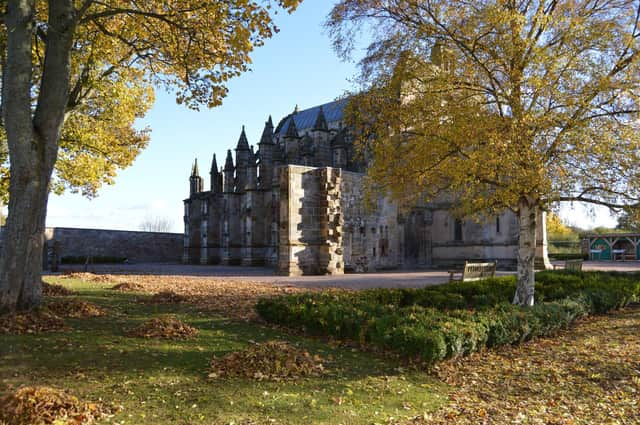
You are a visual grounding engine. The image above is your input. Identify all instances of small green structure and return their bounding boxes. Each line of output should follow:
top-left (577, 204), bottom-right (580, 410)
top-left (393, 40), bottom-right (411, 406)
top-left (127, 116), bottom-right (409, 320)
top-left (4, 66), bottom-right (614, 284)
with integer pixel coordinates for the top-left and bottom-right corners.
top-left (584, 233), bottom-right (640, 261)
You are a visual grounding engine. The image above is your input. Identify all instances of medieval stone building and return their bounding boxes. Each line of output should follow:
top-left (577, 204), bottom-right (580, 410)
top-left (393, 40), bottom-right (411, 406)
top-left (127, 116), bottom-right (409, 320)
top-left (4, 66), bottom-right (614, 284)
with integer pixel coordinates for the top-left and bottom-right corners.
top-left (182, 99), bottom-right (550, 275)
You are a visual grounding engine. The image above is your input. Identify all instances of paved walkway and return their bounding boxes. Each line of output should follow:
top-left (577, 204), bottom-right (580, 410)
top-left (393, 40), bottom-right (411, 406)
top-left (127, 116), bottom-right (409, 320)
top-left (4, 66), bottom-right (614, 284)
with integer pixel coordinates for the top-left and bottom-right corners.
top-left (53, 260), bottom-right (640, 290)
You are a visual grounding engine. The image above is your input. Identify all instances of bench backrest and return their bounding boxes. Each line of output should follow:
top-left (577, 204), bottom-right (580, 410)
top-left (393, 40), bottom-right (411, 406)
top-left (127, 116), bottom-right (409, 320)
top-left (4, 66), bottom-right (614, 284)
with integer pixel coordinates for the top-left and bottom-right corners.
top-left (565, 259), bottom-right (583, 271)
top-left (462, 261), bottom-right (497, 281)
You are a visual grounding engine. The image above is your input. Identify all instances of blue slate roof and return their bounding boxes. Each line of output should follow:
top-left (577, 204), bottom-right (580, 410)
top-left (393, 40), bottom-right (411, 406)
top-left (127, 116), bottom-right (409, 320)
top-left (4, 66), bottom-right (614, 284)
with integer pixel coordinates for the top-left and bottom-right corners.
top-left (276, 99), bottom-right (347, 136)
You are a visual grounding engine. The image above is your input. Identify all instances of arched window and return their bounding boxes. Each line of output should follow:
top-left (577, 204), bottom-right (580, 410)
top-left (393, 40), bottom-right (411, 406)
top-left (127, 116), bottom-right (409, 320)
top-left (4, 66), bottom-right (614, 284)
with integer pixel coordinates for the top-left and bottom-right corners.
top-left (454, 219), bottom-right (463, 241)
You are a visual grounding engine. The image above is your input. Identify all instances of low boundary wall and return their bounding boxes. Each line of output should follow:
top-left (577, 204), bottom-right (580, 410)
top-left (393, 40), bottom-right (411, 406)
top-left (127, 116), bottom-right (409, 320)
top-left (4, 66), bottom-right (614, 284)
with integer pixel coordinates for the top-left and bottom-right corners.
top-left (1, 227), bottom-right (183, 264)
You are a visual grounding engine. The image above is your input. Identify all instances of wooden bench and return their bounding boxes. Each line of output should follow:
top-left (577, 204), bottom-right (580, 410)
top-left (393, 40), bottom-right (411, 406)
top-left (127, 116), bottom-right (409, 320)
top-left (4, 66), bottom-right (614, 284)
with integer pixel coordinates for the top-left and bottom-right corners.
top-left (449, 261), bottom-right (497, 282)
top-left (614, 251), bottom-right (636, 261)
top-left (553, 259), bottom-right (583, 271)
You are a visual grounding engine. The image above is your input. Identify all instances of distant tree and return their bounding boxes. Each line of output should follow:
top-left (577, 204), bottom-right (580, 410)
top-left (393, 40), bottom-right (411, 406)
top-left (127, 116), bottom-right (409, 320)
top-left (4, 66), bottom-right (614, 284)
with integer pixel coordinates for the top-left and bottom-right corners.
top-left (616, 208), bottom-right (640, 232)
top-left (139, 216), bottom-right (174, 233)
top-left (328, 0), bottom-right (640, 306)
top-left (0, 0), bottom-right (303, 313)
top-left (590, 226), bottom-right (623, 234)
top-left (546, 213), bottom-right (577, 241)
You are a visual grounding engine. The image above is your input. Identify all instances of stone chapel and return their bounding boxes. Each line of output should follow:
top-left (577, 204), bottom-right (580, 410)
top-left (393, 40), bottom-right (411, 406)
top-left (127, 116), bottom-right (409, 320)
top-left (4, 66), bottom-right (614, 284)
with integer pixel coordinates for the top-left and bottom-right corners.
top-left (182, 99), bottom-right (550, 275)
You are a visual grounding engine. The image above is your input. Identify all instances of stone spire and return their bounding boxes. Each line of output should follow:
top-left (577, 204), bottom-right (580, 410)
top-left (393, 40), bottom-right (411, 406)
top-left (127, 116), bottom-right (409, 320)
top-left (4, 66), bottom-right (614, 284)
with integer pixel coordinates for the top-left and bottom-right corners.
top-left (189, 158), bottom-right (203, 195)
top-left (285, 117), bottom-right (299, 139)
top-left (313, 106), bottom-right (328, 131)
top-left (210, 154), bottom-right (218, 174)
top-left (210, 154), bottom-right (222, 193)
top-left (259, 116), bottom-right (274, 145)
top-left (224, 149), bottom-right (234, 171)
top-left (257, 116), bottom-right (275, 189)
top-left (223, 149), bottom-right (235, 192)
top-left (191, 158), bottom-right (200, 176)
top-left (235, 127), bottom-right (251, 192)
top-left (236, 125), bottom-right (250, 151)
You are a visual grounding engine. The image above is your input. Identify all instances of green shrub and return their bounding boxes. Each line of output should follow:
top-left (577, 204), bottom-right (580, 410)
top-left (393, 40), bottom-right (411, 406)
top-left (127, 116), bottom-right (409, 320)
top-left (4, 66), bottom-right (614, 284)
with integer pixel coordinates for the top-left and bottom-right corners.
top-left (391, 324), bottom-right (447, 363)
top-left (257, 271), bottom-right (640, 364)
top-left (400, 277), bottom-right (516, 310)
top-left (408, 291), bottom-right (467, 310)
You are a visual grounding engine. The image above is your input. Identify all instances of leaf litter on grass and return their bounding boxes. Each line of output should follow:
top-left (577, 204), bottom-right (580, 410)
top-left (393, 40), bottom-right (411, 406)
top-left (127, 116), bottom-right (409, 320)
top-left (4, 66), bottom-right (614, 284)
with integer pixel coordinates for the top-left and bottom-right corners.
top-left (208, 341), bottom-right (327, 381)
top-left (84, 274), bottom-right (313, 321)
top-left (46, 299), bottom-right (106, 318)
top-left (0, 386), bottom-right (113, 425)
top-left (110, 282), bottom-right (145, 292)
top-left (137, 291), bottom-right (188, 304)
top-left (126, 314), bottom-right (199, 339)
top-left (42, 282), bottom-right (78, 297)
top-left (50, 270), bottom-right (640, 423)
top-left (409, 306), bottom-right (640, 424)
top-left (0, 309), bottom-right (67, 334)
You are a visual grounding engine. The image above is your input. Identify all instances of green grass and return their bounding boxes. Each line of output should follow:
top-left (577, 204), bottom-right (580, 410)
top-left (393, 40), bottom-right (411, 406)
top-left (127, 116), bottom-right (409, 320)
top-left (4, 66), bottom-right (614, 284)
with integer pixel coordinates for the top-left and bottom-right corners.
top-left (0, 278), bottom-right (448, 424)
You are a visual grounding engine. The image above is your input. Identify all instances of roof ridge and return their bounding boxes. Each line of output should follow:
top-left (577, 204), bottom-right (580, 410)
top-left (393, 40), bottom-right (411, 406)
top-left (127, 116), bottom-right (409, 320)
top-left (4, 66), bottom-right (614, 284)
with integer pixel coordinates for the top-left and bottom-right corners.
top-left (274, 98), bottom-right (347, 136)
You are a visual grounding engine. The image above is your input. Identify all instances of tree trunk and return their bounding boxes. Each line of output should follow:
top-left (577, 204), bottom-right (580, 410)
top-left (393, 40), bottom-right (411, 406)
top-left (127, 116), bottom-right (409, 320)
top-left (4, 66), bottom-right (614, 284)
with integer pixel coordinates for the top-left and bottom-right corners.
top-left (0, 0), bottom-right (75, 313)
top-left (513, 196), bottom-right (537, 306)
top-left (0, 166), bottom-right (52, 311)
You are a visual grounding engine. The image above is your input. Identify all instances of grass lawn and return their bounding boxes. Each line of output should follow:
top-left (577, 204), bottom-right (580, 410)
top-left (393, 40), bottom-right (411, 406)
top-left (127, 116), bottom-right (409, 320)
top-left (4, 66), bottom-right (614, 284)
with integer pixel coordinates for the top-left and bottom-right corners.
top-left (422, 305), bottom-right (640, 424)
top-left (0, 277), bottom-right (447, 425)
top-left (2, 273), bottom-right (639, 424)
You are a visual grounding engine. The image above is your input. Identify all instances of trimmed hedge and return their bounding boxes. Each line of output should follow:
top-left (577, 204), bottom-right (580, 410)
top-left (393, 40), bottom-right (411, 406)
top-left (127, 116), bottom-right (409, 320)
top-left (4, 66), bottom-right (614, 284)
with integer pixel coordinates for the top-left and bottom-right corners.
top-left (257, 271), bottom-right (640, 364)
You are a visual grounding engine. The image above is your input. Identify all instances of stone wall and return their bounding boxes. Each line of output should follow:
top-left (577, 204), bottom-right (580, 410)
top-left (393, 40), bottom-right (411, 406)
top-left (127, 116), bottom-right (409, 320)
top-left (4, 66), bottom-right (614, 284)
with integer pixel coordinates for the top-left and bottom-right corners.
top-left (275, 165), bottom-right (524, 275)
top-left (278, 166), bottom-right (405, 275)
top-left (341, 171), bottom-right (402, 272)
top-left (429, 209), bottom-right (520, 268)
top-left (42, 227), bottom-right (183, 263)
top-left (278, 165), bottom-right (345, 275)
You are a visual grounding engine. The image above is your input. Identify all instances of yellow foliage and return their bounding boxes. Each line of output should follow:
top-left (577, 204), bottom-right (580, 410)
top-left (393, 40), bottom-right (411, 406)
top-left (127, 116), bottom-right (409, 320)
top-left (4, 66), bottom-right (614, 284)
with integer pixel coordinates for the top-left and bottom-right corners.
top-left (546, 213), bottom-right (574, 238)
top-left (0, 0), bottom-right (302, 200)
top-left (616, 207), bottom-right (640, 232)
top-left (329, 0), bottom-right (640, 217)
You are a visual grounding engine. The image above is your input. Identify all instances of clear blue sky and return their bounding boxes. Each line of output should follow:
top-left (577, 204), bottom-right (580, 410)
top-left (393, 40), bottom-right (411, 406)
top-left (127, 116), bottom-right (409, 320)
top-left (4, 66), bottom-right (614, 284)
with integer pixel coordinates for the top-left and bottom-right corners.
top-left (45, 0), bottom-right (617, 232)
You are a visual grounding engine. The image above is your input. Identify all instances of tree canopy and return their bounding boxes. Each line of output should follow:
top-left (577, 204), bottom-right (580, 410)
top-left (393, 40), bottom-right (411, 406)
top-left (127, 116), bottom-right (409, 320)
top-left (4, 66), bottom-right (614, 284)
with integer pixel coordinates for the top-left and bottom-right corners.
top-left (546, 212), bottom-right (576, 240)
top-left (616, 207), bottom-right (640, 232)
top-left (0, 0), bottom-right (302, 201)
top-left (0, 0), bottom-right (302, 312)
top-left (328, 0), bottom-right (640, 305)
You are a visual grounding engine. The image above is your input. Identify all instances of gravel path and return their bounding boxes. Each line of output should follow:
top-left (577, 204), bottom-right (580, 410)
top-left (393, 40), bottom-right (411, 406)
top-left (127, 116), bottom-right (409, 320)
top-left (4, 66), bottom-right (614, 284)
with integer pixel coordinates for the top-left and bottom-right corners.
top-left (51, 261), bottom-right (640, 290)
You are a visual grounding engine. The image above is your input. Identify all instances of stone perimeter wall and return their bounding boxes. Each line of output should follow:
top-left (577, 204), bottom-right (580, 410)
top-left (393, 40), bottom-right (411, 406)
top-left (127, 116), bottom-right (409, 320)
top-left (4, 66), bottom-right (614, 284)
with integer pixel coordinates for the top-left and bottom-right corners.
top-left (43, 227), bottom-right (183, 263)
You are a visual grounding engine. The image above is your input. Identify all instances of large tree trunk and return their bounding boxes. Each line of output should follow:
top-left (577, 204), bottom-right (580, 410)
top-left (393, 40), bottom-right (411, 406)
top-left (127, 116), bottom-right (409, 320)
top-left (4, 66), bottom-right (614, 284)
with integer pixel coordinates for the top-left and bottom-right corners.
top-left (513, 196), bottom-right (537, 306)
top-left (0, 163), bottom-right (52, 311)
top-left (0, 0), bottom-right (75, 313)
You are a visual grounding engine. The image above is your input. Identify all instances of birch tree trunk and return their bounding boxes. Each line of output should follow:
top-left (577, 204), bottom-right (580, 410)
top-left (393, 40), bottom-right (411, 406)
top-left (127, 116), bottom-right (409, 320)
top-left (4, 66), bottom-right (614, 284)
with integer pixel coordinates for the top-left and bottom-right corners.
top-left (0, 0), bottom-right (75, 313)
top-left (513, 196), bottom-right (537, 306)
